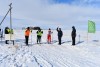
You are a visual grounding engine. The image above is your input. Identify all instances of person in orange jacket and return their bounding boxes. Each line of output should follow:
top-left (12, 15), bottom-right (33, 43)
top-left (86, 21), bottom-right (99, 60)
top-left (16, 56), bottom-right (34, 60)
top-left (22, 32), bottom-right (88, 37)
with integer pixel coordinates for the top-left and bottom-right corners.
top-left (25, 27), bottom-right (30, 46)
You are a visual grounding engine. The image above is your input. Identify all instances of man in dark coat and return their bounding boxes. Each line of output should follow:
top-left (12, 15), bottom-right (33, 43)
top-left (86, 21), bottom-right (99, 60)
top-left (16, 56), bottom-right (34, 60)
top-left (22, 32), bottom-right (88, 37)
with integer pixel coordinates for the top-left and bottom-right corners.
top-left (71, 26), bottom-right (76, 45)
top-left (57, 27), bottom-right (63, 45)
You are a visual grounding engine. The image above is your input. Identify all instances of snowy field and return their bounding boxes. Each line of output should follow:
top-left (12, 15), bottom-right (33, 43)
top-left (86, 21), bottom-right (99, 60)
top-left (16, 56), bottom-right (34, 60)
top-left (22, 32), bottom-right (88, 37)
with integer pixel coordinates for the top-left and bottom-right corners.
top-left (0, 30), bottom-right (100, 67)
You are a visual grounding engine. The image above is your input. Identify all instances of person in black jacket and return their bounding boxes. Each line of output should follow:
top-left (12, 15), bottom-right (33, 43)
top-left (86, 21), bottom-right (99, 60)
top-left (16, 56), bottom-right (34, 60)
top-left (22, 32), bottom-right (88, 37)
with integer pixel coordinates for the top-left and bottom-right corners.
top-left (71, 26), bottom-right (76, 45)
top-left (5, 27), bottom-right (10, 44)
top-left (56, 27), bottom-right (63, 45)
top-left (5, 27), bottom-right (10, 34)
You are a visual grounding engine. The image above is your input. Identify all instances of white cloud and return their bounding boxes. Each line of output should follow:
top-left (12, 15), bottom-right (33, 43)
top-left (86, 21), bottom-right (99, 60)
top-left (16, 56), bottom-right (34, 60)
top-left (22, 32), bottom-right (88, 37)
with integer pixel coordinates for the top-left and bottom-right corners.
top-left (0, 0), bottom-right (100, 30)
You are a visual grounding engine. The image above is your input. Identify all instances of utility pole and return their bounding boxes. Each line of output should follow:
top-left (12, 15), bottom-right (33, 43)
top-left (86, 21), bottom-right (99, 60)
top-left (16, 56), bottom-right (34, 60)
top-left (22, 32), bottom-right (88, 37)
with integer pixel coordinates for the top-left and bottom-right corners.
top-left (9, 3), bottom-right (12, 32)
top-left (9, 3), bottom-right (13, 44)
top-left (0, 3), bottom-right (14, 45)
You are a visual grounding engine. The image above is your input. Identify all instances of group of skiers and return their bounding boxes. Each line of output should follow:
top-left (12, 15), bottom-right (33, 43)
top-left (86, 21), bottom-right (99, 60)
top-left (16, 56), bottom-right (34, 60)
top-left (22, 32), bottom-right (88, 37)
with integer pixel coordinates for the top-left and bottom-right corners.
top-left (25, 26), bottom-right (76, 46)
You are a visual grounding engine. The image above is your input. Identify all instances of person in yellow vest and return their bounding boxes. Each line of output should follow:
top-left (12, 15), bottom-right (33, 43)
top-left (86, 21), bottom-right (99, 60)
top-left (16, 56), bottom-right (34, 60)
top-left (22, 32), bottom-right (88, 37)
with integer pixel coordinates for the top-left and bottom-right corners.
top-left (25, 27), bottom-right (30, 46)
top-left (36, 29), bottom-right (43, 44)
top-left (10, 29), bottom-right (14, 45)
top-left (10, 29), bottom-right (14, 34)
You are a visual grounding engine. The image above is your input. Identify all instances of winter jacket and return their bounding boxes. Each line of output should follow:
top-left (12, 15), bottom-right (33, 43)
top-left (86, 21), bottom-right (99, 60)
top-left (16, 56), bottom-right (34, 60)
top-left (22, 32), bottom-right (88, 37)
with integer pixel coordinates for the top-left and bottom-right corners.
top-left (57, 28), bottom-right (63, 37)
top-left (37, 30), bottom-right (43, 36)
top-left (9, 29), bottom-right (14, 34)
top-left (48, 30), bottom-right (53, 35)
top-left (5, 28), bottom-right (10, 34)
top-left (71, 27), bottom-right (76, 37)
top-left (25, 29), bottom-right (30, 36)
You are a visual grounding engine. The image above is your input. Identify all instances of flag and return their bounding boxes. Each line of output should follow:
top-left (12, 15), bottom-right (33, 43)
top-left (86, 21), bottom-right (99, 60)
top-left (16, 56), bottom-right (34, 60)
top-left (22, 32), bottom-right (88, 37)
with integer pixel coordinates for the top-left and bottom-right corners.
top-left (88, 20), bottom-right (96, 33)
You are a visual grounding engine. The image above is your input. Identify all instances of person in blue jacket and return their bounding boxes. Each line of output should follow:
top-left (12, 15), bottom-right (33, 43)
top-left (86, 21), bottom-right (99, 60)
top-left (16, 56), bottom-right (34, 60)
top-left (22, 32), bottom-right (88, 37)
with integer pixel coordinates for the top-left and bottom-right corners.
top-left (56, 27), bottom-right (63, 45)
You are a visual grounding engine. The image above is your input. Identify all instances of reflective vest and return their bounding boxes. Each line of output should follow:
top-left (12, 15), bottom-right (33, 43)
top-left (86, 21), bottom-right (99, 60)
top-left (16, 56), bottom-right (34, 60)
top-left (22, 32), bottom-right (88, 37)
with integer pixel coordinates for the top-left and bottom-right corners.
top-left (10, 29), bottom-right (13, 34)
top-left (7, 29), bottom-right (10, 33)
top-left (25, 30), bottom-right (30, 36)
top-left (37, 31), bottom-right (43, 36)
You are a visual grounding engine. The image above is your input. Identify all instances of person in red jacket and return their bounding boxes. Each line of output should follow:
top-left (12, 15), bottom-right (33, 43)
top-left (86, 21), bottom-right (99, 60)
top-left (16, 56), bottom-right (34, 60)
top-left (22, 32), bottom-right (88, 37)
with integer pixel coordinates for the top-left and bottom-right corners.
top-left (47, 28), bottom-right (53, 44)
top-left (25, 27), bottom-right (30, 46)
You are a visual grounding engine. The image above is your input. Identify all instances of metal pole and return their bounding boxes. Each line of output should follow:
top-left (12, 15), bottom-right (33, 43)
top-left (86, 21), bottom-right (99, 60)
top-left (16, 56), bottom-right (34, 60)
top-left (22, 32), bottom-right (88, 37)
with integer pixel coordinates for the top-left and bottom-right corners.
top-left (9, 3), bottom-right (13, 44)
top-left (79, 34), bottom-right (80, 43)
top-left (31, 30), bottom-right (32, 45)
top-left (87, 32), bottom-right (88, 43)
top-left (51, 31), bottom-right (53, 44)
top-left (9, 3), bottom-right (12, 30)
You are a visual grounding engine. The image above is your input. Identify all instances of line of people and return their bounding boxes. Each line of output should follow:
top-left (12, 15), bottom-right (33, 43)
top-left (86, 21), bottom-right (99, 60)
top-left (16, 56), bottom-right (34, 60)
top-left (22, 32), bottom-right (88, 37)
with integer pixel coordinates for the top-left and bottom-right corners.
top-left (25, 26), bottom-right (76, 46)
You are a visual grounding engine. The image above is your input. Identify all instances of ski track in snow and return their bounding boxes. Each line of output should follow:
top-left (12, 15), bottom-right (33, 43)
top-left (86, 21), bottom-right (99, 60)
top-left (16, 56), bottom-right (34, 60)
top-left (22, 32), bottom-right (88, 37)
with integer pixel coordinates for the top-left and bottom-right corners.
top-left (0, 42), bottom-right (100, 67)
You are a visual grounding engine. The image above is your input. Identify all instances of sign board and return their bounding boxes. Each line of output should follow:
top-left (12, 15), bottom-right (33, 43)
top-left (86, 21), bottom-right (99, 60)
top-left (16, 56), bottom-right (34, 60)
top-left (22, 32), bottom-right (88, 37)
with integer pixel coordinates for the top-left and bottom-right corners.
top-left (5, 34), bottom-right (15, 40)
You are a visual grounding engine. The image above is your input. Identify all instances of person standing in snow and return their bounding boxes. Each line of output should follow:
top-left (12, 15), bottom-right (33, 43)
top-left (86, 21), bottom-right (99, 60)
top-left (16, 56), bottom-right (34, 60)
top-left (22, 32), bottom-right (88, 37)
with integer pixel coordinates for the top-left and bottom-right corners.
top-left (10, 29), bottom-right (14, 45)
top-left (25, 27), bottom-right (30, 46)
top-left (56, 27), bottom-right (63, 45)
top-left (71, 26), bottom-right (76, 45)
top-left (5, 27), bottom-right (10, 44)
top-left (47, 28), bottom-right (53, 44)
top-left (36, 29), bottom-right (43, 44)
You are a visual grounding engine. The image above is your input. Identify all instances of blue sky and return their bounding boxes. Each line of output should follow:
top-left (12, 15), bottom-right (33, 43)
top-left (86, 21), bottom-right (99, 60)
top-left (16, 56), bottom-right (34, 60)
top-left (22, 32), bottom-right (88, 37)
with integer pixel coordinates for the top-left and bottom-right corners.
top-left (0, 0), bottom-right (100, 30)
top-left (53, 0), bottom-right (100, 7)
top-left (53, 0), bottom-right (73, 3)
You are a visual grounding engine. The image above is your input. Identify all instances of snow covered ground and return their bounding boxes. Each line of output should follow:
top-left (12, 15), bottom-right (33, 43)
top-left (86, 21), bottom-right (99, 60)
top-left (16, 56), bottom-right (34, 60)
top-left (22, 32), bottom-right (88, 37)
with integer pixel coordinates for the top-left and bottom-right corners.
top-left (0, 30), bottom-right (100, 67)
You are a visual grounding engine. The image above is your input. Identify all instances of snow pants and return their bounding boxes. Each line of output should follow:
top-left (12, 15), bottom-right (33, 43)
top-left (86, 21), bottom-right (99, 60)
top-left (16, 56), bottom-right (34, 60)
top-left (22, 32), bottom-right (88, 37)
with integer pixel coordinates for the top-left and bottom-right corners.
top-left (58, 36), bottom-right (62, 45)
top-left (47, 34), bottom-right (51, 43)
top-left (37, 35), bottom-right (41, 44)
top-left (25, 36), bottom-right (29, 45)
top-left (72, 37), bottom-right (76, 45)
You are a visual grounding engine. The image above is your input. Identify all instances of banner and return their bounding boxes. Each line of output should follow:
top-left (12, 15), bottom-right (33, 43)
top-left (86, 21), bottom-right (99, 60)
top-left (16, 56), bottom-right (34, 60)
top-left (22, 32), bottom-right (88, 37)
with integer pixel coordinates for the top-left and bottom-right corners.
top-left (88, 20), bottom-right (96, 33)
